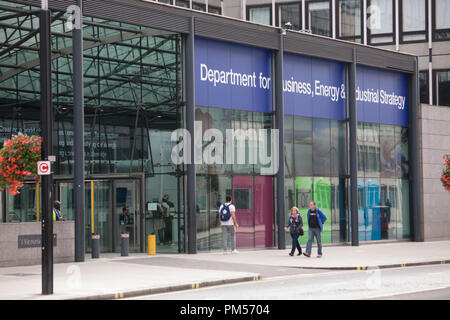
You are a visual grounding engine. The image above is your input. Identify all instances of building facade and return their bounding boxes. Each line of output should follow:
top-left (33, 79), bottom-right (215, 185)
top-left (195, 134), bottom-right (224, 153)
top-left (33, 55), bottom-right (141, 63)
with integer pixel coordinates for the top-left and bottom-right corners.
top-left (150, 0), bottom-right (450, 242)
top-left (0, 0), bottom-right (424, 259)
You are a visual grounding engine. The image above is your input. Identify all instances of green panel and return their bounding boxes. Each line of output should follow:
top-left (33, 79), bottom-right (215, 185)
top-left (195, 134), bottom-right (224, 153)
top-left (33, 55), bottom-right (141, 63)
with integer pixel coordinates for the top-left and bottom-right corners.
top-left (294, 177), bottom-right (331, 245)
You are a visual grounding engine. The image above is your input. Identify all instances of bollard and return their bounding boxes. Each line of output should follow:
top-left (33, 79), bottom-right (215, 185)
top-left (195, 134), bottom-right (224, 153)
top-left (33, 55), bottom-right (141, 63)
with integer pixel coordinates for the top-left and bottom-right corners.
top-left (121, 232), bottom-right (129, 257)
top-left (147, 234), bottom-right (156, 255)
top-left (91, 233), bottom-right (100, 259)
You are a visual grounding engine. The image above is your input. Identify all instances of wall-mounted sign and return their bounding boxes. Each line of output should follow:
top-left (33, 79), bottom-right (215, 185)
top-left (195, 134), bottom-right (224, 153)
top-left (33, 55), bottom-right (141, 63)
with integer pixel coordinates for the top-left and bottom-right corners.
top-left (283, 53), bottom-right (347, 120)
top-left (37, 161), bottom-right (51, 175)
top-left (195, 37), bottom-right (272, 113)
top-left (195, 37), bottom-right (409, 127)
top-left (18, 234), bottom-right (57, 248)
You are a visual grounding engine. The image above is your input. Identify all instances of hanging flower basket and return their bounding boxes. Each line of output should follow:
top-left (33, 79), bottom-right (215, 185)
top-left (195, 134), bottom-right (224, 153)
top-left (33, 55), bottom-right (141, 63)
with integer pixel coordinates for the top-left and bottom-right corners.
top-left (442, 154), bottom-right (450, 194)
top-left (0, 133), bottom-right (43, 195)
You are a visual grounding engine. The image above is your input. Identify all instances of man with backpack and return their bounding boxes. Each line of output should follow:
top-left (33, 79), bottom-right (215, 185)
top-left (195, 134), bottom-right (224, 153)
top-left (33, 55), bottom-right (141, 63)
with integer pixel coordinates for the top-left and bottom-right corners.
top-left (304, 201), bottom-right (327, 258)
top-left (219, 196), bottom-right (239, 254)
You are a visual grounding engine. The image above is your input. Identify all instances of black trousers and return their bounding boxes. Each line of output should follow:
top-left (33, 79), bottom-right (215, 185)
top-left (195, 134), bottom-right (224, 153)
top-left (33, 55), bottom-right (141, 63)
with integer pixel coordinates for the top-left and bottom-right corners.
top-left (290, 232), bottom-right (302, 254)
top-left (164, 216), bottom-right (172, 243)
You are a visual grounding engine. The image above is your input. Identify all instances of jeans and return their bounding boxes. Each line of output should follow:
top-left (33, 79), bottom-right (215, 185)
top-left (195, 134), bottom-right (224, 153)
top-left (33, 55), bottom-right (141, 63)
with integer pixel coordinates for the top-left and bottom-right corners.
top-left (290, 232), bottom-right (302, 254)
top-left (222, 225), bottom-right (236, 251)
top-left (306, 227), bottom-right (322, 255)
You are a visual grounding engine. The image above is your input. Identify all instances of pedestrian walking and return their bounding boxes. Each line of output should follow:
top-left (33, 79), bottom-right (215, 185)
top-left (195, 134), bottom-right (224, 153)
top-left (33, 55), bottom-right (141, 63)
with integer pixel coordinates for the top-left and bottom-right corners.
top-left (219, 196), bottom-right (239, 254)
top-left (284, 206), bottom-right (303, 256)
top-left (304, 201), bottom-right (327, 258)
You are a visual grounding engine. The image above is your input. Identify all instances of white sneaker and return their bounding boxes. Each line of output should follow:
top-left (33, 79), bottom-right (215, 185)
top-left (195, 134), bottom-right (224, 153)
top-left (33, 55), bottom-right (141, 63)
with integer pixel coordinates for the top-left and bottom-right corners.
top-left (231, 249), bottom-right (239, 254)
top-left (223, 251), bottom-right (228, 255)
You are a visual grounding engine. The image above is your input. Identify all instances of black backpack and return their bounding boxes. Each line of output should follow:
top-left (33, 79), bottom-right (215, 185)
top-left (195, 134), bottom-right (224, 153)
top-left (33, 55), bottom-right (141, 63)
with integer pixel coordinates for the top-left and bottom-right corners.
top-left (220, 204), bottom-right (231, 221)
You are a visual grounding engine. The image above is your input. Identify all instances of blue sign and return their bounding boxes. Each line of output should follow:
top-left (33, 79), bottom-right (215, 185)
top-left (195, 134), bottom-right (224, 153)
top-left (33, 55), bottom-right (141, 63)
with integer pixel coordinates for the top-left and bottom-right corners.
top-left (356, 66), bottom-right (409, 127)
top-left (195, 37), bottom-right (272, 113)
top-left (283, 53), bottom-right (347, 120)
top-left (195, 38), bottom-right (409, 127)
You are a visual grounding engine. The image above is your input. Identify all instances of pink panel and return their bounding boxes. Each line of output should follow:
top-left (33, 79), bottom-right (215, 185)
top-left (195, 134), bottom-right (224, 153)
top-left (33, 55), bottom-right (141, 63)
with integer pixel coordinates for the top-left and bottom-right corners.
top-left (254, 176), bottom-right (274, 247)
top-left (232, 176), bottom-right (253, 248)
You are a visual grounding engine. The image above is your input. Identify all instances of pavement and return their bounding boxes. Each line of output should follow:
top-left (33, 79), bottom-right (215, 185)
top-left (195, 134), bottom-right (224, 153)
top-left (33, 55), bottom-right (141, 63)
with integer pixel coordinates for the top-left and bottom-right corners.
top-left (0, 240), bottom-right (449, 300)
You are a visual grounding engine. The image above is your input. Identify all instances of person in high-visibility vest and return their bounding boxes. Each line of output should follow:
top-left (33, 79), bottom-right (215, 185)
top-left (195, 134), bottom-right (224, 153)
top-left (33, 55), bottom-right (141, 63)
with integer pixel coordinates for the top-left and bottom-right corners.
top-left (53, 200), bottom-right (65, 221)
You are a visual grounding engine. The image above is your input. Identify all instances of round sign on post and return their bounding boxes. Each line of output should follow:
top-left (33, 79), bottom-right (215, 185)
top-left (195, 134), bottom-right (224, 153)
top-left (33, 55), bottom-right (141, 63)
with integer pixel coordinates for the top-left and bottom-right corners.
top-left (37, 161), bottom-right (51, 175)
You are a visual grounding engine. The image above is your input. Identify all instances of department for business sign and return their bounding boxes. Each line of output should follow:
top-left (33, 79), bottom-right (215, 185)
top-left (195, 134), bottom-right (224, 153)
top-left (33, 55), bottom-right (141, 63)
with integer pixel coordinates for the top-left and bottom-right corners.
top-left (195, 37), bottom-right (409, 127)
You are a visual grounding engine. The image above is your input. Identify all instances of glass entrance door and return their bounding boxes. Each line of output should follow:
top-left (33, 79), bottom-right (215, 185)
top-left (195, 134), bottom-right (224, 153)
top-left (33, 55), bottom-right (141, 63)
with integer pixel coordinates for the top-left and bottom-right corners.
top-left (86, 180), bottom-right (112, 252)
top-left (113, 179), bottom-right (141, 252)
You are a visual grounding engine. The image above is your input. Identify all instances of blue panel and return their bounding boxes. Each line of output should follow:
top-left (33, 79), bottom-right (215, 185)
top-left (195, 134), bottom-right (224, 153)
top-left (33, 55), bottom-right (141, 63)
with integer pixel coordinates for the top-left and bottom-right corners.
top-left (195, 37), bottom-right (272, 113)
top-left (283, 53), bottom-right (346, 120)
top-left (356, 66), bottom-right (409, 127)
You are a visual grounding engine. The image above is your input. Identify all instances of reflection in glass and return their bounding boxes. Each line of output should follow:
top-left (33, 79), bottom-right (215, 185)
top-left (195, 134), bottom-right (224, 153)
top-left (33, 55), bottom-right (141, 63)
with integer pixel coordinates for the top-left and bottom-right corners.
top-left (284, 115), bottom-right (294, 178)
top-left (279, 3), bottom-right (300, 30)
top-left (380, 124), bottom-right (395, 178)
top-left (339, 0), bottom-right (361, 41)
top-left (309, 1), bottom-right (330, 36)
top-left (369, 0), bottom-right (393, 38)
top-left (249, 6), bottom-right (271, 25)
top-left (313, 118), bottom-right (331, 176)
top-left (294, 117), bottom-right (313, 176)
top-left (437, 71), bottom-right (450, 107)
top-left (331, 177), bottom-right (347, 243)
top-left (402, 0), bottom-right (426, 32)
top-left (330, 120), bottom-right (347, 176)
top-left (436, 0), bottom-right (450, 30)
top-left (395, 126), bottom-right (409, 179)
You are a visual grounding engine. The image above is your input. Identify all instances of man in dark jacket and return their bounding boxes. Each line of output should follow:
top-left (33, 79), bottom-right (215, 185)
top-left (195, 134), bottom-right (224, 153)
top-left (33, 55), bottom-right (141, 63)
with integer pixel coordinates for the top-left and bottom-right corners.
top-left (284, 206), bottom-right (303, 256)
top-left (304, 201), bottom-right (327, 258)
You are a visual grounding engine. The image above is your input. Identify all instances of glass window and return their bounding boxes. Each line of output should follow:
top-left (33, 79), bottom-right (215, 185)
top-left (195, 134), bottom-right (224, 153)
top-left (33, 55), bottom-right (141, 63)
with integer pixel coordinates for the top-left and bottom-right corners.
top-left (364, 122), bottom-right (380, 176)
top-left (399, 179), bottom-right (411, 239)
top-left (380, 179), bottom-right (396, 239)
top-left (232, 110), bottom-right (254, 175)
top-left (419, 71), bottom-right (429, 104)
top-left (368, 0), bottom-right (394, 44)
top-left (313, 118), bottom-right (331, 176)
top-left (249, 6), bottom-right (271, 25)
top-left (279, 3), bottom-right (300, 30)
top-left (380, 124), bottom-right (395, 178)
top-left (437, 70), bottom-right (450, 107)
top-left (175, 0), bottom-right (189, 8)
top-left (284, 115), bottom-right (294, 178)
top-left (331, 177), bottom-right (348, 243)
top-left (309, 1), bottom-right (331, 36)
top-left (436, 0), bottom-right (450, 29)
top-left (339, 0), bottom-right (362, 42)
top-left (294, 116), bottom-right (313, 176)
top-left (395, 126), bottom-right (409, 179)
top-left (193, 3), bottom-right (206, 11)
top-left (364, 178), bottom-right (381, 241)
top-left (234, 188), bottom-right (251, 210)
top-left (330, 120), bottom-right (347, 176)
top-left (401, 0), bottom-right (426, 41)
top-left (208, 6), bottom-right (221, 15)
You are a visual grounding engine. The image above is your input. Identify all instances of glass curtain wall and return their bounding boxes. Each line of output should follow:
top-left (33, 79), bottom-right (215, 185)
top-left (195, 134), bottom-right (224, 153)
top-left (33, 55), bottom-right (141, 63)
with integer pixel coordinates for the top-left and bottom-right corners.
top-left (357, 122), bottom-right (410, 241)
top-left (195, 106), bottom-right (274, 251)
top-left (0, 3), bottom-right (184, 253)
top-left (284, 115), bottom-right (348, 246)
